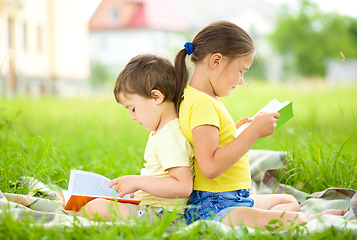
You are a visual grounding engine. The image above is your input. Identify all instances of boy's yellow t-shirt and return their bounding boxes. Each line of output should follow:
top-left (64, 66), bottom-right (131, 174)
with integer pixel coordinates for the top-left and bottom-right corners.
top-left (179, 86), bottom-right (251, 192)
top-left (134, 119), bottom-right (194, 214)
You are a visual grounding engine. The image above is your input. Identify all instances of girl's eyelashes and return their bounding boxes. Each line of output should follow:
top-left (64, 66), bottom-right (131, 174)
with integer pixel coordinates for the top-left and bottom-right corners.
top-left (131, 108), bottom-right (135, 113)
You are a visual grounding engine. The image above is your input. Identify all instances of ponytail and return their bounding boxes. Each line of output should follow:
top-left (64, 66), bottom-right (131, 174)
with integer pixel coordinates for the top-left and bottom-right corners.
top-left (174, 48), bottom-right (189, 113)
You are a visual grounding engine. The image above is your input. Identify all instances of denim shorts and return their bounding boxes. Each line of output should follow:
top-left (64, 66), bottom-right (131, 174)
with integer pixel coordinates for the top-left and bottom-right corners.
top-left (184, 189), bottom-right (254, 224)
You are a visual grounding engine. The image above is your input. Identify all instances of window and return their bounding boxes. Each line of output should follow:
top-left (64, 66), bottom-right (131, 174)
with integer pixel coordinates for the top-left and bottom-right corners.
top-left (101, 39), bottom-right (108, 52)
top-left (8, 18), bottom-right (14, 49)
top-left (108, 7), bottom-right (119, 26)
top-left (37, 25), bottom-right (42, 53)
top-left (23, 22), bottom-right (28, 52)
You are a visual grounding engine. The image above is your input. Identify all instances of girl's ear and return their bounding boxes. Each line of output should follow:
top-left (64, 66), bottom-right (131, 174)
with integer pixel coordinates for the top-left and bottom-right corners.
top-left (151, 89), bottom-right (164, 104)
top-left (209, 53), bottom-right (223, 70)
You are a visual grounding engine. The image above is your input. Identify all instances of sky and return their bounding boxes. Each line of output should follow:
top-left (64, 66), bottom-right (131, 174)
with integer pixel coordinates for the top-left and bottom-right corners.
top-left (81, 0), bottom-right (357, 20)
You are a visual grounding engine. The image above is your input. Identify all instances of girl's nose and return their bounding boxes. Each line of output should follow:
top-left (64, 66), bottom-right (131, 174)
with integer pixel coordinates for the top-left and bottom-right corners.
top-left (130, 113), bottom-right (136, 121)
top-left (239, 77), bottom-right (244, 85)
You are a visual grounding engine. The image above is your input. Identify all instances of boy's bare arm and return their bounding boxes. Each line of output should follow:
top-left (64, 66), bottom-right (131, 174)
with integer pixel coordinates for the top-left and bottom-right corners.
top-left (109, 166), bottom-right (193, 198)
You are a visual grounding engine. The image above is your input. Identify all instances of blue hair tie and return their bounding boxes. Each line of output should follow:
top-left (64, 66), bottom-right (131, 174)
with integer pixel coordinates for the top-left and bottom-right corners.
top-left (184, 42), bottom-right (193, 55)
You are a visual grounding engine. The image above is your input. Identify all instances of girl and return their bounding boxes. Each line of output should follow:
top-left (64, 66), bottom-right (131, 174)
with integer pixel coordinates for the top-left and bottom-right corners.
top-left (80, 54), bottom-right (194, 222)
top-left (175, 20), bottom-right (345, 228)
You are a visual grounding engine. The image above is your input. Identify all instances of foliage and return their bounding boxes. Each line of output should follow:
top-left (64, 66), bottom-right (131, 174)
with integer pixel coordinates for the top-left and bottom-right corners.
top-left (89, 61), bottom-right (113, 85)
top-left (268, 0), bottom-right (357, 77)
top-left (244, 56), bottom-right (268, 81)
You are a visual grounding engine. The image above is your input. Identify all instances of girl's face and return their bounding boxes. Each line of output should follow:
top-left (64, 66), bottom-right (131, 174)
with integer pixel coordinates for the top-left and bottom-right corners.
top-left (214, 52), bottom-right (254, 97)
top-left (118, 92), bottom-right (161, 132)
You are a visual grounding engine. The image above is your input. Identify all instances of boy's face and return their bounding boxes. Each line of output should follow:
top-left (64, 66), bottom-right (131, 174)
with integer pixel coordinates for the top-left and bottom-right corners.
top-left (118, 92), bottom-right (161, 132)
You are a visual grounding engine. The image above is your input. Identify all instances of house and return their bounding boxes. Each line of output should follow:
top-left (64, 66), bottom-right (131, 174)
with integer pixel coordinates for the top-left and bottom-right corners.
top-left (326, 58), bottom-right (357, 84)
top-left (88, 0), bottom-right (278, 79)
top-left (0, 0), bottom-right (90, 97)
top-left (170, 0), bottom-right (279, 80)
top-left (89, 0), bottom-right (189, 76)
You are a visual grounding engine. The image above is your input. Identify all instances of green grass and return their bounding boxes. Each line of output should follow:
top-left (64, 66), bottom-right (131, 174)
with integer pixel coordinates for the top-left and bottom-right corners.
top-left (224, 80), bottom-right (357, 193)
top-left (1, 81), bottom-right (357, 239)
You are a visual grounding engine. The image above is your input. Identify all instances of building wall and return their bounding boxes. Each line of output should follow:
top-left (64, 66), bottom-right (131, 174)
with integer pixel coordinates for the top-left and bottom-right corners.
top-left (89, 29), bottom-right (186, 75)
top-left (88, 0), bottom-right (279, 81)
top-left (51, 0), bottom-right (89, 79)
top-left (326, 59), bottom-right (357, 84)
top-left (89, 0), bottom-right (140, 30)
top-left (13, 0), bottom-right (52, 77)
top-left (0, 0), bottom-right (90, 97)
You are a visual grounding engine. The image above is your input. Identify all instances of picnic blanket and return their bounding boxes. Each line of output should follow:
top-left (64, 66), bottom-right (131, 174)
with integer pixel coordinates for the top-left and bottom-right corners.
top-left (1, 150), bottom-right (357, 234)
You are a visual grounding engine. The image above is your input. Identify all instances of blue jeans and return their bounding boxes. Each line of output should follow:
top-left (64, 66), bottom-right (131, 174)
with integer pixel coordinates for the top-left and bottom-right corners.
top-left (184, 189), bottom-right (254, 224)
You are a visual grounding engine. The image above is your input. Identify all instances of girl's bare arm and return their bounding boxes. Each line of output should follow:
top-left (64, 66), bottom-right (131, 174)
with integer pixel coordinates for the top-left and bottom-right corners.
top-left (193, 111), bottom-right (279, 179)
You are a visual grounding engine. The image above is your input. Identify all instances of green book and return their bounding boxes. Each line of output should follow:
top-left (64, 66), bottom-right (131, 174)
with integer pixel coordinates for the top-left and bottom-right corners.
top-left (235, 99), bottom-right (294, 143)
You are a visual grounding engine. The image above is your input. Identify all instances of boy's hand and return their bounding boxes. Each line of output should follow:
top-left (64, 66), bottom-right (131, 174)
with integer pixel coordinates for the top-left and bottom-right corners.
top-left (235, 117), bottom-right (252, 129)
top-left (109, 175), bottom-right (140, 198)
top-left (250, 111), bottom-right (280, 138)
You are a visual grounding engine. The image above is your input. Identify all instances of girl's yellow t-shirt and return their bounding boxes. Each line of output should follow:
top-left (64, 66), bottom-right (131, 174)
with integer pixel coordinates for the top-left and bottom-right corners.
top-left (179, 86), bottom-right (251, 192)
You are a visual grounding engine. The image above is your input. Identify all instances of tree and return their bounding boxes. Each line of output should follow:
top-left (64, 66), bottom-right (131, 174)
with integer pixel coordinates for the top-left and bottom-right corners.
top-left (90, 61), bottom-right (111, 85)
top-left (269, 0), bottom-right (357, 78)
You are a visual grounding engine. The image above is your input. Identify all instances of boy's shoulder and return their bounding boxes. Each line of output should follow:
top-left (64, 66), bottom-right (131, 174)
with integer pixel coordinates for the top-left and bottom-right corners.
top-left (157, 119), bottom-right (182, 136)
top-left (153, 119), bottom-right (189, 146)
top-left (153, 119), bottom-right (193, 155)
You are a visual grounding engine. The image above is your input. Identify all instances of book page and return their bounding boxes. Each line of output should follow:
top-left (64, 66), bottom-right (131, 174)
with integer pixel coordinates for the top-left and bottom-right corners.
top-left (67, 170), bottom-right (132, 202)
top-left (235, 99), bottom-right (291, 137)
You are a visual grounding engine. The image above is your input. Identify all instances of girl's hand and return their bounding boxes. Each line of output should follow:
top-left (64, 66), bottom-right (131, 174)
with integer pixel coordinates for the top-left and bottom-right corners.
top-left (235, 117), bottom-right (252, 129)
top-left (249, 111), bottom-right (280, 138)
top-left (109, 175), bottom-right (140, 198)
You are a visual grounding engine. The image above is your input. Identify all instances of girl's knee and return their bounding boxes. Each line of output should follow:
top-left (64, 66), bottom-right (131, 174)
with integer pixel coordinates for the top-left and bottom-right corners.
top-left (283, 194), bottom-right (300, 211)
top-left (285, 194), bottom-right (297, 202)
top-left (271, 194), bottom-right (300, 212)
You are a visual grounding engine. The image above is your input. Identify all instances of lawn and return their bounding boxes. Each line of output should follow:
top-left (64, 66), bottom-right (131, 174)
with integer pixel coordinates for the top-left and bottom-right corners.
top-left (0, 80), bottom-right (356, 239)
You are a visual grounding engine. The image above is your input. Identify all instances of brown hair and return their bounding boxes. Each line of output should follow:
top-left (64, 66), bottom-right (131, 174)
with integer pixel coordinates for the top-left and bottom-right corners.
top-left (175, 20), bottom-right (254, 87)
top-left (114, 54), bottom-right (187, 112)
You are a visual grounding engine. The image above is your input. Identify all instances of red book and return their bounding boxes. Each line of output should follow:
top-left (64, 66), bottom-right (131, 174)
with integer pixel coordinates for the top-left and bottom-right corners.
top-left (61, 170), bottom-right (140, 211)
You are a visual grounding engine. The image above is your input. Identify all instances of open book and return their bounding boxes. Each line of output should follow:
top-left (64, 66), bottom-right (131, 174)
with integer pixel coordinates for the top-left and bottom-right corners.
top-left (235, 99), bottom-right (294, 139)
top-left (61, 170), bottom-right (140, 211)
